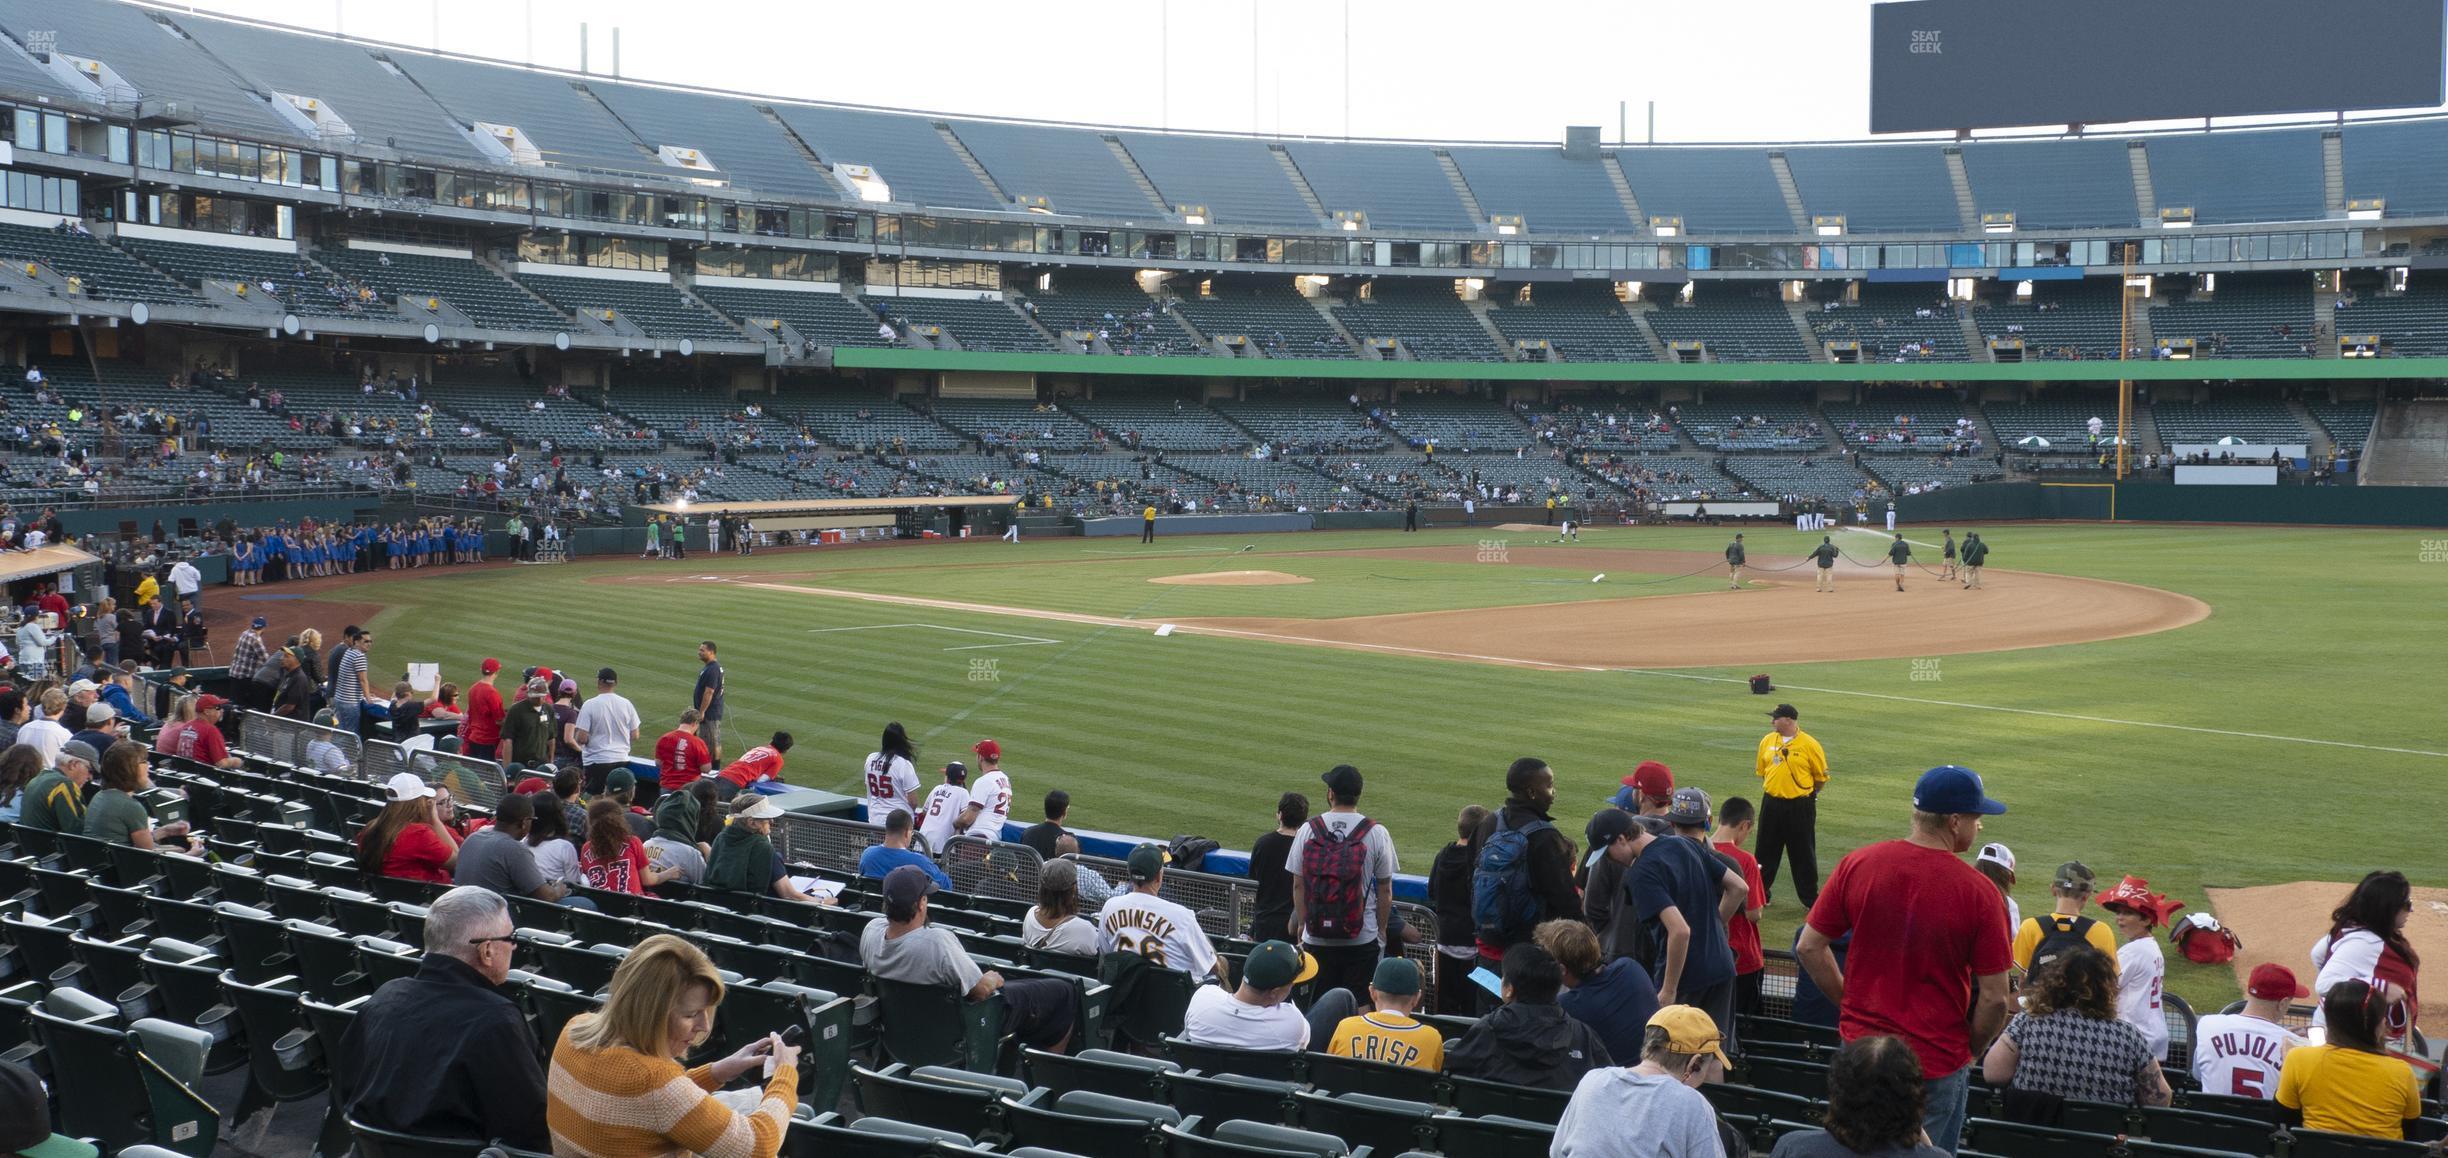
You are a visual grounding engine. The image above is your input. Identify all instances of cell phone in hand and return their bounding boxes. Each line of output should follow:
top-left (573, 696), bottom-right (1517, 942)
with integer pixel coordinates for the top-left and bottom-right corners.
top-left (778, 1024), bottom-right (806, 1047)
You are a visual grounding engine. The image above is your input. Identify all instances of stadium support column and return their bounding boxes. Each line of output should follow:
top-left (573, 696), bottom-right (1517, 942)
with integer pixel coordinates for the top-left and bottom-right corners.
top-left (2115, 249), bottom-right (2134, 480)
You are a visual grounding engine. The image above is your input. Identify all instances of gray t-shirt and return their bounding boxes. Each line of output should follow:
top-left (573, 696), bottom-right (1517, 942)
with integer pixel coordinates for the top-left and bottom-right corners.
top-left (1769, 1131), bottom-right (1950, 1158)
top-left (454, 828), bottom-right (546, 898)
top-left (1553, 1068), bottom-right (1725, 1158)
top-left (859, 917), bottom-right (982, 994)
top-left (646, 836), bottom-right (707, 886)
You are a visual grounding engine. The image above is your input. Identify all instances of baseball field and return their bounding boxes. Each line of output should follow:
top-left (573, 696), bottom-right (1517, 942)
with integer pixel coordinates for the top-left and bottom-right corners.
top-left (246, 520), bottom-right (2442, 1012)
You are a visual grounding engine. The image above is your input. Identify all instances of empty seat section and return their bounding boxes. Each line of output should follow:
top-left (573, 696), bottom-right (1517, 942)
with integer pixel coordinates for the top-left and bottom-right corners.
top-left (520, 273), bottom-right (742, 344)
top-left (1444, 147), bottom-right (1635, 233)
top-left (1723, 456), bottom-right (1876, 504)
top-left (1064, 397), bottom-right (1252, 452)
top-left (2151, 398), bottom-right (2310, 446)
top-left (1175, 284), bottom-right (1355, 359)
top-left (1959, 138), bottom-right (2139, 229)
top-left (1211, 398), bottom-right (1393, 454)
top-left (315, 247), bottom-right (568, 332)
top-left (2142, 128), bottom-right (2324, 225)
top-left (1985, 399), bottom-right (2121, 452)
top-left (117, 237), bottom-right (393, 318)
top-left (690, 284), bottom-right (894, 349)
top-left (2150, 276), bottom-right (2317, 357)
top-left (947, 121), bottom-right (1160, 219)
top-left (873, 297), bottom-right (1051, 353)
top-left (423, 382), bottom-right (660, 451)
top-left (1782, 144), bottom-right (1959, 232)
top-left (1805, 285), bottom-right (1967, 361)
top-left (589, 81), bottom-right (844, 200)
top-left (2333, 282), bottom-right (2448, 357)
top-left (1967, 281), bottom-right (2128, 361)
top-left (1645, 290), bottom-right (1813, 362)
top-left (1031, 279), bottom-right (1207, 357)
top-left (1282, 142), bottom-right (1473, 231)
top-left (1519, 402), bottom-right (1683, 453)
top-left (1617, 149), bottom-right (1791, 234)
top-left (781, 391), bottom-right (966, 451)
top-left (0, 224), bottom-right (202, 304)
top-left (0, 0), bottom-right (302, 142)
top-left (173, 11), bottom-right (485, 163)
top-left (924, 399), bottom-right (1101, 450)
top-left (1379, 397), bottom-right (1533, 451)
top-left (1676, 399), bottom-right (1825, 451)
top-left (1821, 397), bottom-right (1983, 454)
top-left (380, 51), bottom-right (655, 177)
top-left (1485, 284), bottom-right (1657, 362)
top-left (2305, 400), bottom-right (2379, 453)
top-left (774, 105), bottom-right (1003, 211)
top-left (1111, 133), bottom-right (1319, 226)
top-left (1331, 284), bottom-right (1505, 362)
top-left (2341, 120), bottom-right (2448, 218)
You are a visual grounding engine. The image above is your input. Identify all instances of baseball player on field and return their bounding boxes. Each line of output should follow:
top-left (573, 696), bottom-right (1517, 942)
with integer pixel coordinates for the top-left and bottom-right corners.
top-left (1887, 533), bottom-right (1912, 591)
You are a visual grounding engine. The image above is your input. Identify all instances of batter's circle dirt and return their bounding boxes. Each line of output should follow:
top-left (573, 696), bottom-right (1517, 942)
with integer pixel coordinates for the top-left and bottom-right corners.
top-left (1176, 545), bottom-right (2209, 668)
top-left (1148, 570), bottom-right (1313, 587)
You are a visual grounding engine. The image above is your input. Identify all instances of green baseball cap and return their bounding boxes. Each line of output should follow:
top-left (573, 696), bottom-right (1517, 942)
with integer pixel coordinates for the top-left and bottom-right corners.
top-left (1369, 956), bottom-right (1421, 997)
top-left (1242, 941), bottom-right (1318, 990)
top-left (2, 1060), bottom-right (97, 1158)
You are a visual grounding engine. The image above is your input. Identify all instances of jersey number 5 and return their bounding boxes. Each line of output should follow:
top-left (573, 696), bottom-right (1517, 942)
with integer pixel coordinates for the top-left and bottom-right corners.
top-left (2229, 1067), bottom-right (2265, 1099)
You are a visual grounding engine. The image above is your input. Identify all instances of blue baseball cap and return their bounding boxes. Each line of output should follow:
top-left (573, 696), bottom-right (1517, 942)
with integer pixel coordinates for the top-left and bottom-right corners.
top-left (1607, 784), bottom-right (1640, 810)
top-left (1912, 765), bottom-right (2008, 816)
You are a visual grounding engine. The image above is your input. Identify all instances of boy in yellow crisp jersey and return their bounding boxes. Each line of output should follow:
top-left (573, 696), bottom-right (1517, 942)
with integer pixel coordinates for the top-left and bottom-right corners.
top-left (1326, 957), bottom-right (1443, 1072)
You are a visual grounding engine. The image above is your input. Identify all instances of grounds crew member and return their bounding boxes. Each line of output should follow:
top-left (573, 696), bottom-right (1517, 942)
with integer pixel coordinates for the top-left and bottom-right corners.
top-left (1940, 530), bottom-right (1958, 580)
top-left (1961, 532), bottom-right (1989, 589)
top-left (1142, 504), bottom-right (1157, 544)
top-left (1753, 704), bottom-right (1828, 910)
top-left (1811, 536), bottom-right (1840, 593)
top-left (1887, 533), bottom-right (1912, 591)
top-left (1725, 534), bottom-right (1746, 589)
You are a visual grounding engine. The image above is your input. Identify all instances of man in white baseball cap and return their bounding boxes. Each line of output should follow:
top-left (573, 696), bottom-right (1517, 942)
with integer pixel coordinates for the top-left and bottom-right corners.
top-left (705, 795), bottom-right (831, 905)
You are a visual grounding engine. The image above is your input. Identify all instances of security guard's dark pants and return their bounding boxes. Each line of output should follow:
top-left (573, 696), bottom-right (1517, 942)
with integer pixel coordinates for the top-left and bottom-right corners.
top-left (1756, 793), bottom-right (1820, 907)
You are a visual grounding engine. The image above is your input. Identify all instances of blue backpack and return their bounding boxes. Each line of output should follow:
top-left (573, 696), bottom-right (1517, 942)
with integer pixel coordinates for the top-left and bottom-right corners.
top-left (1472, 813), bottom-right (1556, 945)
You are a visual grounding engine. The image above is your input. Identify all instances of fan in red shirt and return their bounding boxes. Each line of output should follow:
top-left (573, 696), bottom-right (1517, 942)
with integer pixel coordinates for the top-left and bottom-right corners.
top-left (355, 773), bottom-right (461, 884)
top-left (1797, 765), bottom-right (2013, 1157)
top-left (1712, 796), bottom-right (1770, 1015)
top-left (714, 732), bottom-right (794, 801)
top-left (577, 798), bottom-right (678, 895)
top-left (654, 709), bottom-right (713, 792)
top-left (33, 584), bottom-right (69, 623)
top-left (458, 657), bottom-right (508, 761)
top-left (157, 694), bottom-right (239, 769)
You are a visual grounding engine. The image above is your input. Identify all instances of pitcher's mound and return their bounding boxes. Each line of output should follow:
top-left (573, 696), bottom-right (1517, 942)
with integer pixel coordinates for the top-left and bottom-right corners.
top-left (1150, 570), bottom-right (1312, 586)
top-left (2207, 882), bottom-right (2448, 1027)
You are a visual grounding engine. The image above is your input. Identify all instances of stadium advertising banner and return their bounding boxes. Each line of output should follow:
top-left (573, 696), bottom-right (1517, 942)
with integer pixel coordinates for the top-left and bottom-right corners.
top-left (1870, 0), bottom-right (2447, 133)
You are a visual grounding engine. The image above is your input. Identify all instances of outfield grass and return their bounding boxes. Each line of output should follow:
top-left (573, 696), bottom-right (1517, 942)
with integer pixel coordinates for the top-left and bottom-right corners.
top-left (308, 522), bottom-right (2440, 1008)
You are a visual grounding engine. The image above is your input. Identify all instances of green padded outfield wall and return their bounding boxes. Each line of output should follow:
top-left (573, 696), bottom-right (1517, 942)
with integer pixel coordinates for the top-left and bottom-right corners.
top-left (1899, 482), bottom-right (2448, 526)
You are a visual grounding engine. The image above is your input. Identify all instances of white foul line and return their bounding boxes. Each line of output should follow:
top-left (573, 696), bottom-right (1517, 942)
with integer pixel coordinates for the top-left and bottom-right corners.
top-left (750, 582), bottom-right (2444, 760)
top-left (804, 622), bottom-right (1061, 650)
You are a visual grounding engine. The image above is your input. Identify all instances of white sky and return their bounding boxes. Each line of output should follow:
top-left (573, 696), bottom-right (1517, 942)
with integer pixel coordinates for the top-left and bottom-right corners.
top-left (159, 0), bottom-right (2443, 144)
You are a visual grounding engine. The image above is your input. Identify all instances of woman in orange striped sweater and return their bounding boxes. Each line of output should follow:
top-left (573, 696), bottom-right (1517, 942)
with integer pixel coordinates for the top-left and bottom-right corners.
top-left (546, 934), bottom-right (800, 1158)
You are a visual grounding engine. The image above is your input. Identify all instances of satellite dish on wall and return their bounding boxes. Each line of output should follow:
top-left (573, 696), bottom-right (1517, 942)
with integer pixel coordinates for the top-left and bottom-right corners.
top-left (423, 323), bottom-right (441, 344)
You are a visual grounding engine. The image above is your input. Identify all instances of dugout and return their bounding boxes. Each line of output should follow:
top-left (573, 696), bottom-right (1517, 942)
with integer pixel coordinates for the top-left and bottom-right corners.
top-left (637, 495), bottom-right (1023, 544)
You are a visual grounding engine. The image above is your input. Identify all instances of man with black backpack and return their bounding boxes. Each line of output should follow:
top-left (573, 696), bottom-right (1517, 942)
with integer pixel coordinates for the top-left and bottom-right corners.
top-left (1287, 765), bottom-right (1399, 1001)
top-left (1472, 757), bottom-right (1585, 997)
top-left (2010, 860), bottom-right (2118, 983)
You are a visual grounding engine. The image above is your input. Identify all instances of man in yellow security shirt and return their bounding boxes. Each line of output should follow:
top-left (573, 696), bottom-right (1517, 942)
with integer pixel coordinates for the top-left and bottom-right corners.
top-left (1326, 957), bottom-right (1443, 1072)
top-left (1141, 504), bottom-right (1157, 544)
top-left (1753, 703), bottom-right (1828, 910)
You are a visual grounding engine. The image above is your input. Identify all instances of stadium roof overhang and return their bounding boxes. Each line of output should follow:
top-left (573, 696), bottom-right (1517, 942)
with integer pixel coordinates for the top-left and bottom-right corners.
top-left (0, 545), bottom-right (101, 587)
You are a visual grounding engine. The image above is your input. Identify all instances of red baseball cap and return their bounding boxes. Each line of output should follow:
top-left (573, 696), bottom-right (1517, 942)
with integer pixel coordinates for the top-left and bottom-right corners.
top-left (1621, 760), bottom-right (1673, 798)
top-left (972, 739), bottom-right (1002, 761)
top-left (480, 657), bottom-right (502, 674)
top-left (2248, 963), bottom-right (2311, 1001)
top-left (193, 694), bottom-right (227, 712)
